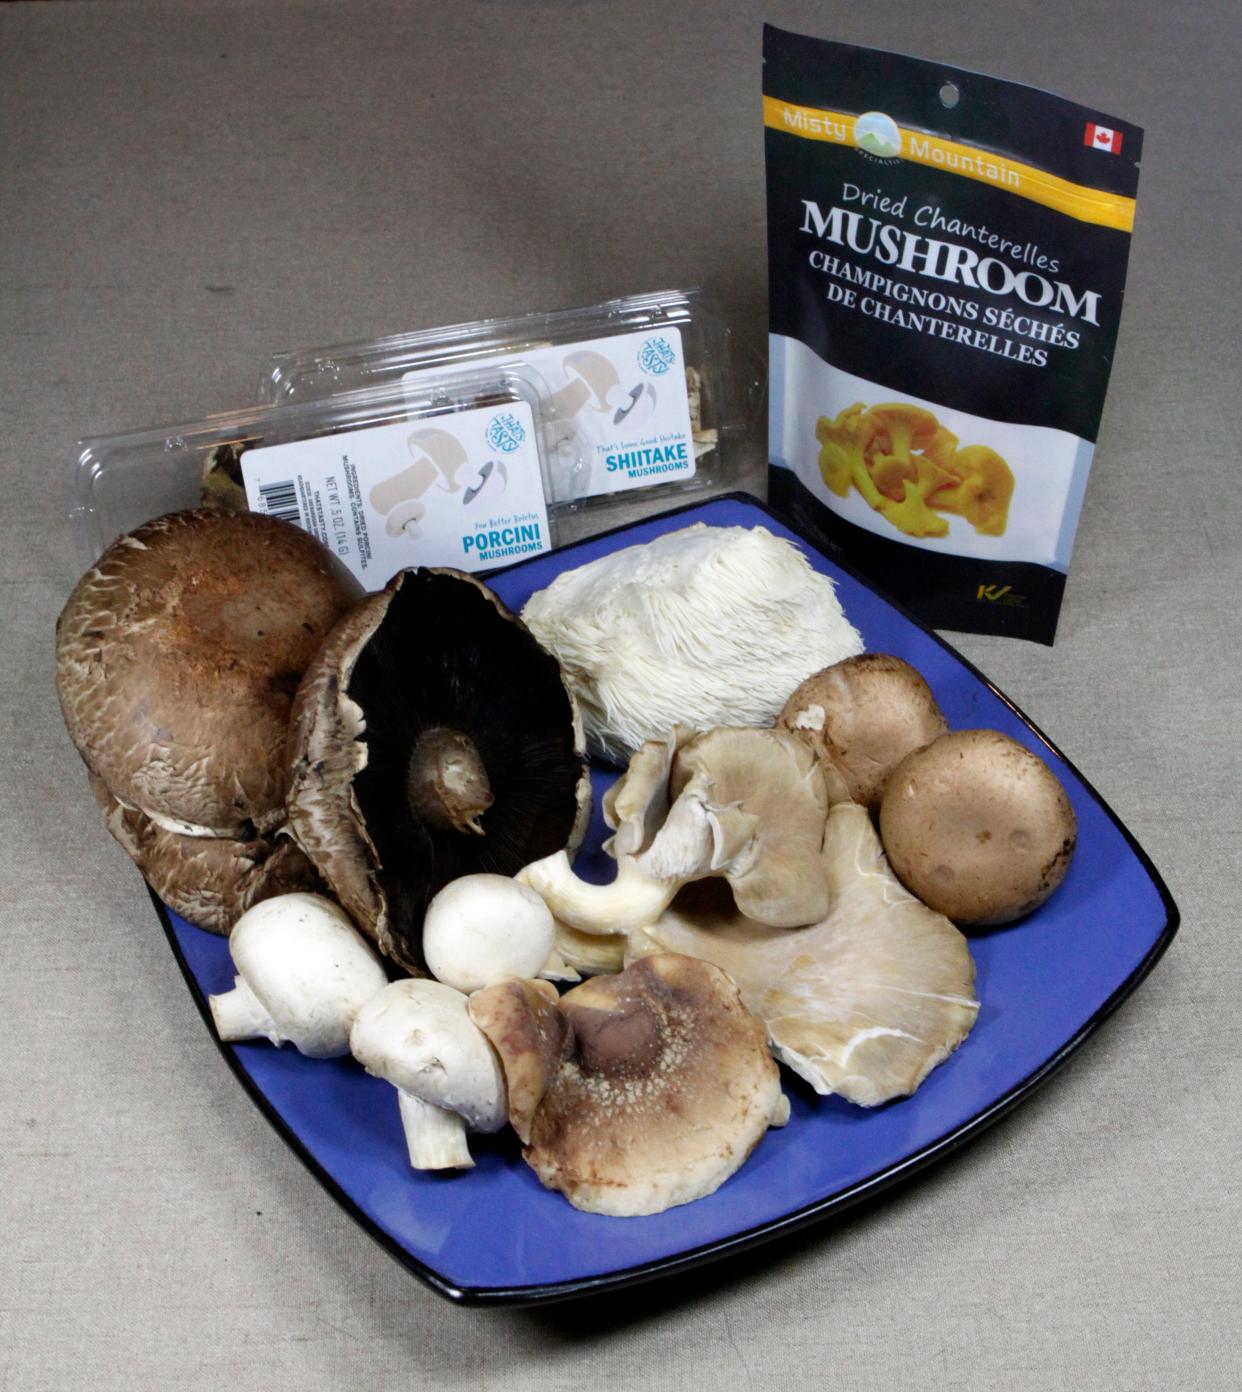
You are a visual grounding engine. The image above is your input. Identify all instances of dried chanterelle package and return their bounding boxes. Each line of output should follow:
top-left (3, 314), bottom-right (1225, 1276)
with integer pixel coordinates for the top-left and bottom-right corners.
top-left (764, 27), bottom-right (1142, 643)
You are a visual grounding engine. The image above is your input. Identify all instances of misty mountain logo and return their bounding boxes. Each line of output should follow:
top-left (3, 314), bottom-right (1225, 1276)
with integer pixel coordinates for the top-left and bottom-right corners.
top-left (855, 111), bottom-right (902, 159)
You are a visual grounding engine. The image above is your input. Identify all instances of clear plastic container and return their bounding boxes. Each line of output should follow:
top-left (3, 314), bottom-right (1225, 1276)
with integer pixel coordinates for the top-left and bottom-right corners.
top-left (259, 288), bottom-right (762, 529)
top-left (69, 362), bottom-right (577, 587)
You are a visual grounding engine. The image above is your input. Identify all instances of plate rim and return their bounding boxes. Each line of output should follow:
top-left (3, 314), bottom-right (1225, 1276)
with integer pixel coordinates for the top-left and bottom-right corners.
top-left (150, 490), bottom-right (1180, 1307)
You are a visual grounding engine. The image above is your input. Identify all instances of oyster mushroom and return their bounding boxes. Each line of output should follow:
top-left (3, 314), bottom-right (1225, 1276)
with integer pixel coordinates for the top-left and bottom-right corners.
top-left (879, 729), bottom-right (1076, 925)
top-left (520, 523), bottom-right (863, 763)
top-left (777, 653), bottom-right (949, 812)
top-left (632, 803), bottom-right (979, 1106)
top-left (509, 954), bottom-right (788, 1216)
top-left (286, 568), bottom-right (591, 973)
top-left (521, 725), bottom-right (831, 936)
top-left (56, 508), bottom-right (362, 839)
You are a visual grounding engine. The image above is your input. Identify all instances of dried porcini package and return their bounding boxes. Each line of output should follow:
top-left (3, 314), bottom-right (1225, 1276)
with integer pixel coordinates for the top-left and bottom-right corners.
top-left (764, 27), bottom-right (1142, 643)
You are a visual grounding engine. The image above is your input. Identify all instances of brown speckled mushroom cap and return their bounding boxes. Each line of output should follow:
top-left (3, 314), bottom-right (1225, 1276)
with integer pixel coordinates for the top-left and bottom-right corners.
top-left (286, 567), bottom-right (591, 973)
top-left (56, 509), bottom-right (362, 838)
top-left (778, 653), bottom-right (949, 811)
top-left (90, 775), bottom-right (321, 934)
top-left (879, 728), bottom-right (1077, 926)
top-left (522, 954), bottom-right (787, 1216)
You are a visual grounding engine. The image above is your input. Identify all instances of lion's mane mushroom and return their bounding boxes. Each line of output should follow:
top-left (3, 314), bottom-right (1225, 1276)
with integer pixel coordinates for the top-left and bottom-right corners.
top-left (286, 568), bottom-right (590, 973)
top-left (520, 523), bottom-right (863, 763)
top-left (521, 725), bottom-right (831, 939)
top-left (631, 803), bottom-right (979, 1106)
top-left (777, 653), bottom-right (949, 812)
top-left (879, 729), bottom-right (1076, 926)
top-left (56, 509), bottom-right (362, 840)
top-left (482, 954), bottom-right (787, 1216)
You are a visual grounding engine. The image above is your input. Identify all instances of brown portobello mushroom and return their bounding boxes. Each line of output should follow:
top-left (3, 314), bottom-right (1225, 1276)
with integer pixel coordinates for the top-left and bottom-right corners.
top-left (879, 729), bottom-right (1077, 926)
top-left (56, 508), bottom-right (362, 839)
top-left (286, 567), bottom-right (591, 973)
top-left (777, 653), bottom-right (949, 811)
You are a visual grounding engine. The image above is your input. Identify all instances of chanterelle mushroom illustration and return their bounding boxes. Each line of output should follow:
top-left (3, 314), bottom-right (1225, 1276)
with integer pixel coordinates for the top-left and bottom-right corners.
top-left (504, 954), bottom-right (788, 1216)
top-left (521, 726), bottom-right (830, 935)
top-left (286, 568), bottom-right (590, 973)
top-left (209, 893), bottom-right (388, 1058)
top-left (56, 509), bottom-right (362, 841)
top-left (777, 653), bottom-right (949, 812)
top-left (350, 979), bottom-right (507, 1170)
top-left (631, 803), bottom-right (979, 1106)
top-left (520, 523), bottom-right (863, 763)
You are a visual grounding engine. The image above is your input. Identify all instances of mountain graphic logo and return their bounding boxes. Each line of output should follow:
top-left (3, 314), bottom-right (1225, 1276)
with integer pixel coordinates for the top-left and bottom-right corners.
top-left (854, 111), bottom-right (902, 159)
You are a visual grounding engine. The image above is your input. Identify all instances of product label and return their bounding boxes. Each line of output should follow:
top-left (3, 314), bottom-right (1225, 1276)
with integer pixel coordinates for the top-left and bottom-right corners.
top-left (401, 328), bottom-right (696, 502)
top-left (241, 401), bottom-right (550, 587)
top-left (764, 26), bottom-right (1142, 644)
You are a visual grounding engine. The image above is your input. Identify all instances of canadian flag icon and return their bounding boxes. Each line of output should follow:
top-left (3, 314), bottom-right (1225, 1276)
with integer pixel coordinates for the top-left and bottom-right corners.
top-left (1084, 122), bottom-right (1122, 154)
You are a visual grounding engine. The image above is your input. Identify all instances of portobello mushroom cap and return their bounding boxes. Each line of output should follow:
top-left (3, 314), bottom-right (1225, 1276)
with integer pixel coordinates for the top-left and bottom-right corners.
top-left (90, 775), bottom-right (321, 935)
top-left (286, 568), bottom-right (591, 973)
top-left (56, 508), bottom-right (362, 838)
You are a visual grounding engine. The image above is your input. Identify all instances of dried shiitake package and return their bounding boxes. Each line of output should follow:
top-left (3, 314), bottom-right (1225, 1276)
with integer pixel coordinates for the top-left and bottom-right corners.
top-left (764, 26), bottom-right (1142, 643)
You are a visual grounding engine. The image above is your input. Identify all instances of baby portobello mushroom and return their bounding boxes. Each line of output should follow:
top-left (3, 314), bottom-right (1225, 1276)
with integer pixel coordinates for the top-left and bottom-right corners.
top-left (286, 567), bottom-right (591, 973)
top-left (56, 509), bottom-right (362, 840)
top-left (209, 893), bottom-right (388, 1057)
top-left (521, 725), bottom-right (831, 937)
top-left (879, 729), bottom-right (1077, 926)
top-left (503, 954), bottom-right (788, 1216)
top-left (777, 653), bottom-right (949, 812)
top-left (350, 979), bottom-right (507, 1170)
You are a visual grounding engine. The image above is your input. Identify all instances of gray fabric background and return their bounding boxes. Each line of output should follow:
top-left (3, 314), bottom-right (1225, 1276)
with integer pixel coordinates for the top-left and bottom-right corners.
top-left (3, 2), bottom-right (1238, 1388)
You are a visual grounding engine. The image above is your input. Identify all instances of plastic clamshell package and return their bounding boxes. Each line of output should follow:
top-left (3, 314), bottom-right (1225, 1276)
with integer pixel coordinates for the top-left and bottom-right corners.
top-left (153, 494), bottom-right (1176, 1306)
top-left (67, 363), bottom-right (572, 577)
top-left (258, 287), bottom-right (763, 530)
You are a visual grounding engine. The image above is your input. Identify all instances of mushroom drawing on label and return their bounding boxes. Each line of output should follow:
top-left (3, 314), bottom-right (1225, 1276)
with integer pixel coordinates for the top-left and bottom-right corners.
top-left (286, 567), bottom-right (591, 973)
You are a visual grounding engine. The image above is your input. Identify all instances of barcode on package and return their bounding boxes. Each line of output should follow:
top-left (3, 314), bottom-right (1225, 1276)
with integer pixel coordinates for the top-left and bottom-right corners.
top-left (257, 478), bottom-right (302, 525)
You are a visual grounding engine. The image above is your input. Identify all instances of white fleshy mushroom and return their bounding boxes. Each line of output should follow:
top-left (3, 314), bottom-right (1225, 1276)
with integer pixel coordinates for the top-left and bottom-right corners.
top-left (208, 892), bottom-right (388, 1058)
top-left (422, 874), bottom-right (562, 992)
top-left (349, 979), bottom-right (507, 1170)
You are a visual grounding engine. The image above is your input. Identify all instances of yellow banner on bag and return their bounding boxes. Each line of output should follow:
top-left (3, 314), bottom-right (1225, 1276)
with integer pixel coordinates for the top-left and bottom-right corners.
top-left (763, 96), bottom-right (1136, 232)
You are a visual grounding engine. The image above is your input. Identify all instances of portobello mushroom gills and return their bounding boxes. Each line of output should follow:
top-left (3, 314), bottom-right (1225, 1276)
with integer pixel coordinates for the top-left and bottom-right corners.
top-left (288, 568), bottom-right (590, 974)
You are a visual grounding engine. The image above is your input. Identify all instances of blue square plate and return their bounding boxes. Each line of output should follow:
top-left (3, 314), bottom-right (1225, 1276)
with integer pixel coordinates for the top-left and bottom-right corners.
top-left (156, 495), bottom-right (1177, 1305)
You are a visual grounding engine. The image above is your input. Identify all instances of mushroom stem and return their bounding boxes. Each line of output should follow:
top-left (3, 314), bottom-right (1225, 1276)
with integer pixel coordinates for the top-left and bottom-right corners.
top-left (407, 726), bottom-right (494, 835)
top-left (210, 975), bottom-right (281, 1045)
top-left (397, 1091), bottom-right (474, 1169)
top-left (519, 851), bottom-right (680, 934)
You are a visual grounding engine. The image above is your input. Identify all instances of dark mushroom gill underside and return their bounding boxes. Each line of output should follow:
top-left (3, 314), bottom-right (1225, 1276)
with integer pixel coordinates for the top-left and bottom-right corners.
top-left (348, 571), bottom-right (586, 968)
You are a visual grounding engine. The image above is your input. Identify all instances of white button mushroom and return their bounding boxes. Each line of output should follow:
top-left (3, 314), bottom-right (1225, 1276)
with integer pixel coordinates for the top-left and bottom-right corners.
top-left (349, 980), bottom-right (507, 1170)
top-left (422, 874), bottom-right (560, 993)
top-left (208, 893), bottom-right (388, 1058)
